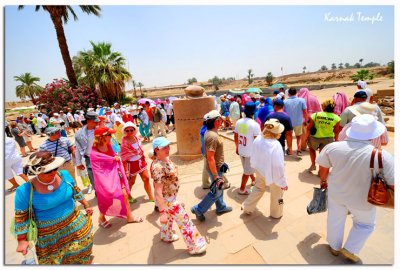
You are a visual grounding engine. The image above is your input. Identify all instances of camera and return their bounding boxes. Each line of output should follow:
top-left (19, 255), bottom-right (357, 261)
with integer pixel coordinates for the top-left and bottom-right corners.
top-left (216, 177), bottom-right (224, 190)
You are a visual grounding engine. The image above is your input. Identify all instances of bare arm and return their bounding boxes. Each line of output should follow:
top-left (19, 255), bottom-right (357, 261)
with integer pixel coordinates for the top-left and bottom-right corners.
top-left (319, 166), bottom-right (330, 189)
top-left (234, 133), bottom-right (239, 155)
top-left (206, 150), bottom-right (218, 177)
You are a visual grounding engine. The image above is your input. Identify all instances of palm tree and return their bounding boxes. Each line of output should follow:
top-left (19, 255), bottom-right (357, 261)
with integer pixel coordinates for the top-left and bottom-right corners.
top-left (331, 63), bottom-right (337, 70)
top-left (137, 82), bottom-right (144, 96)
top-left (303, 66), bottom-right (306, 73)
top-left (359, 58), bottom-right (364, 67)
top-left (14, 73), bottom-right (43, 104)
top-left (247, 69), bottom-right (254, 84)
top-left (17, 5), bottom-right (101, 87)
top-left (132, 80), bottom-right (137, 97)
top-left (73, 41), bottom-right (132, 106)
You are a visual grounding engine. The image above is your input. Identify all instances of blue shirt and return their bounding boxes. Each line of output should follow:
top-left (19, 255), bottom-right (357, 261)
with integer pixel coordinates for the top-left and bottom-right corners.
top-left (283, 96), bottom-right (307, 126)
top-left (266, 112), bottom-right (293, 148)
top-left (200, 125), bottom-right (207, 156)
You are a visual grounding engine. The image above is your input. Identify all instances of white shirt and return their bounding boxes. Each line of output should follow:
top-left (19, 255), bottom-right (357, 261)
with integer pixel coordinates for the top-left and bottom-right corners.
top-left (317, 139), bottom-right (394, 210)
top-left (5, 137), bottom-right (20, 160)
top-left (160, 108), bottom-right (167, 123)
top-left (165, 103), bottom-right (173, 115)
top-left (109, 112), bottom-right (118, 125)
top-left (79, 113), bottom-right (85, 121)
top-left (49, 117), bottom-right (63, 128)
top-left (250, 137), bottom-right (288, 188)
top-left (234, 118), bottom-right (261, 157)
top-left (74, 113), bottom-right (80, 122)
top-left (37, 116), bottom-right (47, 129)
top-left (67, 112), bottom-right (75, 123)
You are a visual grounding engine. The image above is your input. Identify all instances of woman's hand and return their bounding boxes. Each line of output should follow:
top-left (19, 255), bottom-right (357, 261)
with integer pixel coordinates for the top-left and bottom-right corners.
top-left (281, 186), bottom-right (288, 191)
top-left (160, 212), bottom-right (168, 224)
top-left (114, 156), bottom-right (121, 162)
top-left (85, 207), bottom-right (94, 216)
top-left (16, 240), bottom-right (29, 255)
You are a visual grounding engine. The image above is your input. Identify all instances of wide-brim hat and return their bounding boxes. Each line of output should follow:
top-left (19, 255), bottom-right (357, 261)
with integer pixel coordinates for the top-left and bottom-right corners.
top-left (26, 155), bottom-right (65, 175)
top-left (346, 114), bottom-right (385, 140)
top-left (122, 121), bottom-right (137, 132)
top-left (348, 102), bottom-right (377, 118)
top-left (264, 118), bottom-right (285, 134)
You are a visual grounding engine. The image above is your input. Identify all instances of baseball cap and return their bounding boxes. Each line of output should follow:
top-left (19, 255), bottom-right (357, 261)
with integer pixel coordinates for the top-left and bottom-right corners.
top-left (354, 91), bottom-right (368, 99)
top-left (152, 137), bottom-right (171, 150)
top-left (204, 110), bottom-right (221, 121)
top-left (85, 111), bottom-right (100, 122)
top-left (45, 127), bottom-right (61, 135)
top-left (94, 126), bottom-right (116, 137)
top-left (273, 99), bottom-right (284, 106)
top-left (244, 102), bottom-right (257, 116)
top-left (273, 90), bottom-right (280, 95)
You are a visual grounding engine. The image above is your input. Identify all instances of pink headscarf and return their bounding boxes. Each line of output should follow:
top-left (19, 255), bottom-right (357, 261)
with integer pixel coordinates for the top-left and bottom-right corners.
top-left (90, 145), bottom-right (130, 218)
top-left (298, 88), bottom-right (321, 115)
top-left (332, 92), bottom-right (349, 116)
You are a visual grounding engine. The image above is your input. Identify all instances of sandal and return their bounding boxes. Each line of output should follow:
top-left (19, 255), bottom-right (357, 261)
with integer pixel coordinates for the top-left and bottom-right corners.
top-left (98, 220), bottom-right (112, 229)
top-left (129, 197), bottom-right (136, 203)
top-left (238, 189), bottom-right (250, 195)
top-left (285, 149), bottom-right (292, 156)
top-left (7, 186), bottom-right (18, 192)
top-left (127, 216), bottom-right (143, 223)
top-left (251, 181), bottom-right (255, 186)
top-left (297, 150), bottom-right (303, 156)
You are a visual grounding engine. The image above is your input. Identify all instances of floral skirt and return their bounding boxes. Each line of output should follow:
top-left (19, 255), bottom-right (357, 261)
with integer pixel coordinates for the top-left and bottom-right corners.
top-left (36, 209), bottom-right (93, 264)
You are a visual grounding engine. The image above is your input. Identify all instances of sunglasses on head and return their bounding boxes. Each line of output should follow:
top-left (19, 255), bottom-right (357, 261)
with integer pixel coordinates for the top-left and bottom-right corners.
top-left (43, 168), bottom-right (58, 174)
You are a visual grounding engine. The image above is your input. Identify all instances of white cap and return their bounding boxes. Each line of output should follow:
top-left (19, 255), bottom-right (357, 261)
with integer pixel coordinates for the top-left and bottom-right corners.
top-left (204, 110), bottom-right (221, 120)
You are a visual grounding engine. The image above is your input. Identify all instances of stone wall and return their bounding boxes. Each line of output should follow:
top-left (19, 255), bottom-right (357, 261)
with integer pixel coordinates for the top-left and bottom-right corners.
top-left (375, 89), bottom-right (394, 115)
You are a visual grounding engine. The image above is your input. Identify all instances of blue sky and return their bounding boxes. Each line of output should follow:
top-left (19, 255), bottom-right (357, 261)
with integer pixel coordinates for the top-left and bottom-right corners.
top-left (5, 5), bottom-right (394, 101)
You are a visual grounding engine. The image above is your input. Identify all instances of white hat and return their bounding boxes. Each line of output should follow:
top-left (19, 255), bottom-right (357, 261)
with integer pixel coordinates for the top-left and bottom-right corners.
top-left (122, 121), bottom-right (137, 132)
top-left (114, 117), bottom-right (123, 123)
top-left (25, 153), bottom-right (65, 175)
top-left (348, 102), bottom-right (378, 118)
top-left (53, 113), bottom-right (59, 116)
top-left (346, 114), bottom-right (385, 140)
top-left (114, 102), bottom-right (119, 106)
top-left (150, 104), bottom-right (156, 108)
top-left (264, 118), bottom-right (284, 134)
top-left (87, 108), bottom-right (94, 112)
top-left (357, 80), bottom-right (367, 89)
top-left (138, 106), bottom-right (144, 109)
top-left (204, 110), bottom-right (221, 120)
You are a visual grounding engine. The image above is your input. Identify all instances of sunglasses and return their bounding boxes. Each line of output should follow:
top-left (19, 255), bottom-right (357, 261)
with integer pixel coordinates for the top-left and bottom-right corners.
top-left (125, 129), bottom-right (135, 132)
top-left (105, 134), bottom-right (112, 137)
top-left (43, 168), bottom-right (58, 174)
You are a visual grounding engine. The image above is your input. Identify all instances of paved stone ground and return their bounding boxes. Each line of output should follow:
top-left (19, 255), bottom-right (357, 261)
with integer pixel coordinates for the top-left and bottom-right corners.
top-left (4, 79), bottom-right (395, 264)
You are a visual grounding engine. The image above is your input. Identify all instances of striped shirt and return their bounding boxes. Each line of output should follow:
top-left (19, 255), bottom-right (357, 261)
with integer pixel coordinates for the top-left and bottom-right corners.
top-left (39, 137), bottom-right (73, 162)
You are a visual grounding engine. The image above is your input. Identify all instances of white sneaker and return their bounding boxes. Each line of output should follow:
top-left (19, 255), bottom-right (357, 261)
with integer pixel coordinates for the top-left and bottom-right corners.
top-left (87, 185), bottom-right (93, 194)
top-left (189, 244), bottom-right (207, 255)
top-left (162, 234), bottom-right (179, 243)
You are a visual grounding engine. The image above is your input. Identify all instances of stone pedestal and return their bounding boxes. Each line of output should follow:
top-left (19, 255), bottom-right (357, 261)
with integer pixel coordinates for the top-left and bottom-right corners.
top-left (174, 96), bottom-right (215, 161)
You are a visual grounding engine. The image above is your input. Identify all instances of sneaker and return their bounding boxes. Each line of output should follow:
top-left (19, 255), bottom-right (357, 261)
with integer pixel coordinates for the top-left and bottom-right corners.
top-left (340, 248), bottom-right (360, 263)
top-left (328, 246), bottom-right (340, 256)
top-left (216, 206), bottom-right (233, 216)
top-left (189, 244), bottom-right (207, 255)
top-left (162, 234), bottom-right (179, 243)
top-left (191, 206), bottom-right (205, 222)
top-left (87, 185), bottom-right (93, 194)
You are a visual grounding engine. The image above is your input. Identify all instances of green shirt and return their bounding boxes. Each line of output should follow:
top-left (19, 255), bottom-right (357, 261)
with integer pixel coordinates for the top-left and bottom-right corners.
top-left (31, 117), bottom-right (38, 126)
top-left (311, 112), bottom-right (341, 138)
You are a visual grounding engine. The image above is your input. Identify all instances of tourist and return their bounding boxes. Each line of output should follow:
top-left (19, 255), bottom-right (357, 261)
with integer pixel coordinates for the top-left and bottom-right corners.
top-left (75, 112), bottom-right (100, 194)
top-left (113, 117), bottom-right (124, 144)
top-left (265, 99), bottom-right (293, 153)
top-left (272, 90), bottom-right (281, 101)
top-left (317, 114), bottom-right (394, 263)
top-left (10, 121), bottom-right (28, 156)
top-left (18, 117), bottom-right (37, 152)
top-left (307, 99), bottom-right (340, 173)
top-left (283, 87), bottom-right (308, 156)
top-left (5, 137), bottom-right (29, 192)
top-left (165, 98), bottom-right (175, 131)
top-left (66, 108), bottom-right (77, 134)
top-left (28, 113), bottom-right (37, 135)
top-left (234, 102), bottom-right (261, 195)
top-left (121, 122), bottom-right (154, 203)
top-left (39, 127), bottom-right (77, 182)
top-left (145, 101), bottom-right (155, 136)
top-left (36, 113), bottom-right (47, 137)
top-left (229, 95), bottom-right (241, 128)
top-left (14, 151), bottom-right (93, 264)
top-left (298, 87), bottom-right (321, 151)
top-left (121, 110), bottom-right (134, 123)
top-left (340, 91), bottom-right (384, 130)
top-left (357, 80), bottom-right (373, 103)
top-left (90, 126), bottom-right (143, 228)
top-left (151, 103), bottom-right (167, 137)
top-left (256, 97), bottom-right (274, 128)
top-left (138, 106), bottom-right (151, 142)
top-left (191, 110), bottom-right (233, 222)
top-left (49, 113), bottom-right (63, 128)
top-left (219, 96), bottom-right (231, 130)
top-left (74, 110), bottom-right (82, 128)
top-left (104, 108), bottom-right (114, 128)
top-left (59, 110), bottom-right (71, 135)
top-left (5, 120), bottom-right (13, 137)
top-left (79, 111), bottom-right (86, 126)
top-left (338, 102), bottom-right (389, 148)
top-left (159, 103), bottom-right (169, 133)
top-left (151, 137), bottom-right (207, 255)
top-left (332, 92), bottom-right (349, 116)
top-left (242, 119), bottom-right (288, 218)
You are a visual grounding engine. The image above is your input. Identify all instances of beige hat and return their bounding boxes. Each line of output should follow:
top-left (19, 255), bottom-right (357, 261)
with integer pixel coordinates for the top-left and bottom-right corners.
top-left (349, 102), bottom-right (377, 118)
top-left (26, 153), bottom-right (65, 175)
top-left (264, 118), bottom-right (284, 134)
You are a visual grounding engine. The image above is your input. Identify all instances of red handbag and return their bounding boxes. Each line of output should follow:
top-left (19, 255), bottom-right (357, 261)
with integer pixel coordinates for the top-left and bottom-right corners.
top-left (367, 148), bottom-right (394, 208)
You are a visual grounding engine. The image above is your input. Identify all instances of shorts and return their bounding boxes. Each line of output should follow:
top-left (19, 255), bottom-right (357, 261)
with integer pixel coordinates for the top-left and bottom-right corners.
top-left (293, 125), bottom-right (303, 136)
top-left (222, 112), bottom-right (229, 117)
top-left (127, 156), bottom-right (147, 177)
top-left (166, 115), bottom-right (175, 125)
top-left (5, 157), bottom-right (24, 180)
top-left (308, 136), bottom-right (334, 151)
top-left (240, 156), bottom-right (255, 175)
top-left (69, 122), bottom-right (77, 128)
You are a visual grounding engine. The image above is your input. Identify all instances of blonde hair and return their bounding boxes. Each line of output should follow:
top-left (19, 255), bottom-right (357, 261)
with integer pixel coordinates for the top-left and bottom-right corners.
top-left (93, 135), bottom-right (108, 147)
top-left (262, 129), bottom-right (281, 140)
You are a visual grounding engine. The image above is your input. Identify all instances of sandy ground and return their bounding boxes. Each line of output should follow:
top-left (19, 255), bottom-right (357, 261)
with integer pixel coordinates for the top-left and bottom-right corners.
top-left (4, 79), bottom-right (394, 265)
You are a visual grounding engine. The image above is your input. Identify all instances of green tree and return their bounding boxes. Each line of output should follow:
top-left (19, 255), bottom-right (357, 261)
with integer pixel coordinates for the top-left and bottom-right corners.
top-left (137, 82), bottom-right (144, 96)
top-left (351, 69), bottom-right (374, 82)
top-left (359, 58), bottom-right (364, 67)
top-left (302, 66), bottom-right (306, 73)
top-left (247, 69), bottom-right (254, 84)
top-left (209, 76), bottom-right (222, 90)
top-left (320, 65), bottom-right (328, 71)
top-left (331, 63), bottom-right (337, 70)
top-left (73, 41), bottom-right (132, 106)
top-left (265, 72), bottom-right (274, 86)
top-left (387, 60), bottom-right (394, 75)
top-left (14, 72), bottom-right (43, 104)
top-left (354, 63), bottom-right (361, 68)
top-left (338, 63), bottom-right (344, 69)
top-left (187, 77), bottom-right (197, 84)
top-left (132, 80), bottom-right (137, 97)
top-left (344, 63), bottom-right (350, 69)
top-left (18, 5), bottom-right (101, 87)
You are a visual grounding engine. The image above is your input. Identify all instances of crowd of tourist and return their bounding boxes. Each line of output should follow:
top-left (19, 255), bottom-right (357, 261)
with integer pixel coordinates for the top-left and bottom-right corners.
top-left (7, 80), bottom-right (394, 264)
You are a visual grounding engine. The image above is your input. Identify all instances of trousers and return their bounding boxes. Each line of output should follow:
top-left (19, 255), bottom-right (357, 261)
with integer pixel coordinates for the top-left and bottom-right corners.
top-left (194, 171), bottom-right (228, 214)
top-left (84, 156), bottom-right (95, 189)
top-left (202, 158), bottom-right (230, 188)
top-left (327, 195), bottom-right (376, 254)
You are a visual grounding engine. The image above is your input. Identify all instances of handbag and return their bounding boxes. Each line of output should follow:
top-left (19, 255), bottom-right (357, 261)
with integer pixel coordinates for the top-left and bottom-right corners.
top-left (26, 183), bottom-right (38, 243)
top-left (367, 148), bottom-right (394, 208)
top-left (310, 113), bottom-right (318, 136)
top-left (306, 187), bottom-right (327, 214)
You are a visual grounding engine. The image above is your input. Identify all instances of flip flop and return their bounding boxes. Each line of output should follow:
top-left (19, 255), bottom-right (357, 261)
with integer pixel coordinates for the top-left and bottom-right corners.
top-left (127, 216), bottom-right (143, 223)
top-left (238, 189), bottom-right (250, 195)
top-left (7, 186), bottom-right (18, 192)
top-left (129, 197), bottom-right (136, 203)
top-left (98, 220), bottom-right (112, 229)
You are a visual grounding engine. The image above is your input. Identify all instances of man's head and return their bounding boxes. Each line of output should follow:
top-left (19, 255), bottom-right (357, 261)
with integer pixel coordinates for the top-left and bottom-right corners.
top-left (288, 87), bottom-right (297, 96)
top-left (53, 113), bottom-right (59, 118)
top-left (244, 102), bottom-right (257, 118)
top-left (145, 101), bottom-right (150, 107)
top-left (353, 90), bottom-right (368, 103)
top-left (59, 110), bottom-right (64, 115)
top-left (204, 110), bottom-right (222, 130)
top-left (166, 98), bottom-right (170, 104)
top-left (85, 111), bottom-right (100, 129)
top-left (273, 90), bottom-right (280, 96)
top-left (273, 99), bottom-right (284, 111)
top-left (38, 113), bottom-right (42, 117)
top-left (279, 87), bottom-right (285, 93)
top-left (357, 80), bottom-right (367, 90)
top-left (46, 127), bottom-right (61, 141)
top-left (114, 102), bottom-right (120, 109)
